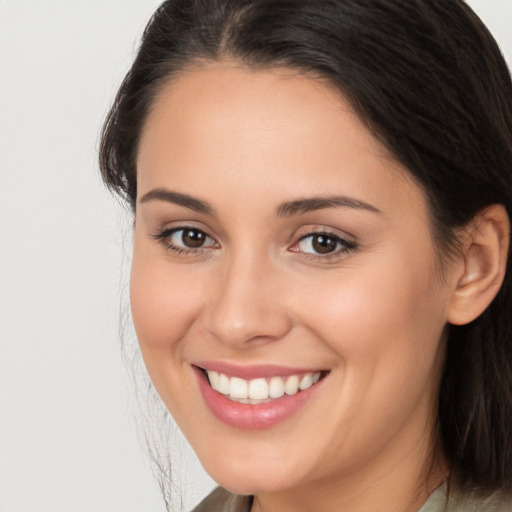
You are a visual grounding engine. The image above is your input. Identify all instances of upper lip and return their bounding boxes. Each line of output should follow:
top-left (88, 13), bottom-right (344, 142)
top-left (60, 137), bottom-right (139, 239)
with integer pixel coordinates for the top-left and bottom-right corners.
top-left (194, 361), bottom-right (327, 380)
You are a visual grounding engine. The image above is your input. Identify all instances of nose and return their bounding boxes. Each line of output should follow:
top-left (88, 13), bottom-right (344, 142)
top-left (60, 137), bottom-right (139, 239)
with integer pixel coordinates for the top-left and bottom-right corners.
top-left (206, 251), bottom-right (293, 348)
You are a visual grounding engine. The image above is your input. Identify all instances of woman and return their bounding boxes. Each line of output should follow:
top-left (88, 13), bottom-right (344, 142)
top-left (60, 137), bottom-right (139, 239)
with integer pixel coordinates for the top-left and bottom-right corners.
top-left (99, 1), bottom-right (512, 510)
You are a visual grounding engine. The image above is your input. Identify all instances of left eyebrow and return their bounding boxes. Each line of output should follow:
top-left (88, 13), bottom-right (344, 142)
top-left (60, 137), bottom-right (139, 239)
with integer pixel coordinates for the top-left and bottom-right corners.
top-left (139, 188), bottom-right (215, 215)
top-left (275, 196), bottom-right (382, 217)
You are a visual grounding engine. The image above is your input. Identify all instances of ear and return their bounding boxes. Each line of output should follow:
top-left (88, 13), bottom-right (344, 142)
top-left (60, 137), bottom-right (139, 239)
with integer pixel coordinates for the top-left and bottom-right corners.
top-left (447, 204), bottom-right (510, 326)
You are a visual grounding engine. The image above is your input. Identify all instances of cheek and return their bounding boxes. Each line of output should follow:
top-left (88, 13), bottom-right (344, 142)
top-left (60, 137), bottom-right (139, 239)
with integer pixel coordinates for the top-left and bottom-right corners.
top-left (129, 247), bottom-right (207, 359)
top-left (291, 260), bottom-right (448, 460)
top-left (129, 246), bottom-right (215, 422)
top-left (294, 251), bottom-right (448, 397)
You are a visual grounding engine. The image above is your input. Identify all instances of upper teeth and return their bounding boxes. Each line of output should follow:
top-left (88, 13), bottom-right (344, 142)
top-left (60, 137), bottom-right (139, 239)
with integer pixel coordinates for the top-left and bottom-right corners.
top-left (206, 370), bottom-right (322, 403)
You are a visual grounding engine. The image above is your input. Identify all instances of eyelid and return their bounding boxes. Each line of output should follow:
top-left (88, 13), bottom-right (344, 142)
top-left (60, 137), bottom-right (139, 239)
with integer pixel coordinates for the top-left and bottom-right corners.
top-left (170, 228), bottom-right (217, 248)
top-left (149, 222), bottom-right (357, 260)
top-left (288, 226), bottom-right (358, 260)
top-left (291, 224), bottom-right (357, 245)
top-left (150, 219), bottom-right (216, 240)
top-left (151, 224), bottom-right (219, 255)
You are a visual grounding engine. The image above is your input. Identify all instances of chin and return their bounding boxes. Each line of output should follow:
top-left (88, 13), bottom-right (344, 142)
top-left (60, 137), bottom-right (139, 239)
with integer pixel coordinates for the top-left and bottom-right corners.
top-left (199, 447), bottom-right (311, 496)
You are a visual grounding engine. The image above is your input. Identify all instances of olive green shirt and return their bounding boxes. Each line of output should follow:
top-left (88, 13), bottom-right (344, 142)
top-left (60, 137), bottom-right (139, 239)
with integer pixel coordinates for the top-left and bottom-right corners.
top-left (192, 482), bottom-right (511, 511)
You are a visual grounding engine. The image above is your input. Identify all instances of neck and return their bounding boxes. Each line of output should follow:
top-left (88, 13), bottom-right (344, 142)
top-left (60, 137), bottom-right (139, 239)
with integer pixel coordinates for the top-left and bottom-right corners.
top-left (251, 429), bottom-right (448, 512)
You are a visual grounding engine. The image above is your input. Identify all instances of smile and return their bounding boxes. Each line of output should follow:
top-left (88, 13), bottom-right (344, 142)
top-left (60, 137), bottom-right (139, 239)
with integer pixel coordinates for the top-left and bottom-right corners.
top-left (194, 365), bottom-right (328, 429)
top-left (206, 370), bottom-right (322, 404)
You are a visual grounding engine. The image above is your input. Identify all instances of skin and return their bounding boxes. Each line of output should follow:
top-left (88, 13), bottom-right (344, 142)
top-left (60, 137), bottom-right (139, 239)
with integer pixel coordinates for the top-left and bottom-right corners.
top-left (131, 64), bottom-right (504, 511)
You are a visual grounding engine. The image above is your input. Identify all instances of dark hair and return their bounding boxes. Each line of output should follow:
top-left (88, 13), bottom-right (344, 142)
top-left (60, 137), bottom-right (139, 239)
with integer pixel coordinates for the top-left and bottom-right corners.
top-left (99, 0), bottom-right (512, 495)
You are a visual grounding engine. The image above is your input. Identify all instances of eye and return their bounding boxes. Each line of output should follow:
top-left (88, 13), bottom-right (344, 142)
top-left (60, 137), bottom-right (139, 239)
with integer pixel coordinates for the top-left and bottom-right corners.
top-left (291, 232), bottom-right (356, 257)
top-left (152, 227), bottom-right (217, 254)
top-left (170, 228), bottom-right (213, 249)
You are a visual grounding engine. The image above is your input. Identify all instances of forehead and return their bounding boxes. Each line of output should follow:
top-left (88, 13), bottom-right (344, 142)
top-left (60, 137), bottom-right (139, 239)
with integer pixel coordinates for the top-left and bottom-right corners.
top-left (139, 63), bottom-right (383, 163)
top-left (137, 63), bottom-right (424, 218)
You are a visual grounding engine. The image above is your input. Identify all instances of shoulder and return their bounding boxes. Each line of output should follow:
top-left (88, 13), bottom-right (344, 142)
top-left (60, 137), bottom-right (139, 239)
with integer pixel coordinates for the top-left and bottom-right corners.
top-left (192, 487), bottom-right (252, 512)
top-left (419, 481), bottom-right (512, 512)
top-left (447, 490), bottom-right (512, 512)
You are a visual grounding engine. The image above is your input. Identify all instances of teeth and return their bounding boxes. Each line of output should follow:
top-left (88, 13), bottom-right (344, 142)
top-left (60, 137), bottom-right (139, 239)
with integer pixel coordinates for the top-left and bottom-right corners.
top-left (284, 375), bottom-right (299, 395)
top-left (268, 376), bottom-right (285, 398)
top-left (229, 377), bottom-right (248, 399)
top-left (248, 378), bottom-right (268, 400)
top-left (228, 397), bottom-right (273, 404)
top-left (206, 370), bottom-right (323, 402)
top-left (217, 372), bottom-right (230, 395)
top-left (299, 373), bottom-right (313, 390)
top-left (208, 370), bottom-right (219, 389)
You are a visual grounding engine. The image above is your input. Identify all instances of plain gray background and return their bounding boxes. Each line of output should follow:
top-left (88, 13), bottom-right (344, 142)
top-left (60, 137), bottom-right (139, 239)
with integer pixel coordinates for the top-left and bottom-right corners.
top-left (1, 1), bottom-right (511, 511)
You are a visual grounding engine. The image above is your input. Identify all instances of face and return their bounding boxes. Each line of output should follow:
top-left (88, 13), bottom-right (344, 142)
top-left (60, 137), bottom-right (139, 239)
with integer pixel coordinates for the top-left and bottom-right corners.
top-left (132, 64), bottom-right (456, 498)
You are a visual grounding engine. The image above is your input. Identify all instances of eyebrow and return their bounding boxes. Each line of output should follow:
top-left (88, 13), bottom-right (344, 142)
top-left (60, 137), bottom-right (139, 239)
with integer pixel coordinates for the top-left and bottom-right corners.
top-left (139, 188), bottom-right (215, 215)
top-left (139, 188), bottom-right (381, 217)
top-left (275, 196), bottom-right (382, 217)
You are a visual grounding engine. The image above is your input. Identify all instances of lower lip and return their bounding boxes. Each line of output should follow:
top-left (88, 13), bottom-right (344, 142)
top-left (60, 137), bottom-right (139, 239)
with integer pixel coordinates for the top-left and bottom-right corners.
top-left (194, 366), bottom-right (324, 429)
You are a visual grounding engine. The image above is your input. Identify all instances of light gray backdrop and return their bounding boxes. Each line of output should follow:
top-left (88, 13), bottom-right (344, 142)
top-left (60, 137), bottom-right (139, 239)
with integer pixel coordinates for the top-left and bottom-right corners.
top-left (1, 1), bottom-right (511, 511)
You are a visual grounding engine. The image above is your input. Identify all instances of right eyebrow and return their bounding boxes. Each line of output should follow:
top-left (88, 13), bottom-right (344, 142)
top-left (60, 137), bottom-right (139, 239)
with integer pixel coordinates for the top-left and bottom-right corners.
top-left (275, 195), bottom-right (382, 217)
top-left (138, 188), bottom-right (215, 215)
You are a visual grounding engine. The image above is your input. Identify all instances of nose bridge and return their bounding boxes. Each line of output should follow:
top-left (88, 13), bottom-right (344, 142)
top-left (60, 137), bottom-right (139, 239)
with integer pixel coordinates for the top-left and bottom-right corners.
top-left (207, 246), bottom-right (291, 347)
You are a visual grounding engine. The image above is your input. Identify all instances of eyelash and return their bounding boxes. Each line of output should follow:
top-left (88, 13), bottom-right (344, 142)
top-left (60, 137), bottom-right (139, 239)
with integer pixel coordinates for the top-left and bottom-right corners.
top-left (291, 232), bottom-right (358, 261)
top-left (151, 227), bottom-right (358, 260)
top-left (151, 227), bottom-right (218, 256)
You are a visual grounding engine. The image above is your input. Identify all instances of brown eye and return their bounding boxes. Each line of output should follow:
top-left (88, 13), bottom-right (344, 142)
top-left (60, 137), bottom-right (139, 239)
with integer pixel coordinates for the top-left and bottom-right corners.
top-left (181, 229), bottom-right (207, 248)
top-left (292, 231), bottom-right (356, 258)
top-left (311, 235), bottom-right (338, 254)
top-left (156, 227), bottom-right (217, 253)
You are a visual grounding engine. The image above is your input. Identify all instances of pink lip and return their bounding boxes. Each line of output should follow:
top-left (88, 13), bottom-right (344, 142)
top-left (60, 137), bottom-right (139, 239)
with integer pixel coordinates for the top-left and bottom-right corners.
top-left (193, 365), bottom-right (326, 430)
top-left (194, 360), bottom-right (324, 379)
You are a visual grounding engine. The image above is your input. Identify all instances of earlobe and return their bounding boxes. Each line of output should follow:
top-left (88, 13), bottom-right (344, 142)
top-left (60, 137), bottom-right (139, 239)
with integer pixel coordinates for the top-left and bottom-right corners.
top-left (447, 204), bottom-right (510, 326)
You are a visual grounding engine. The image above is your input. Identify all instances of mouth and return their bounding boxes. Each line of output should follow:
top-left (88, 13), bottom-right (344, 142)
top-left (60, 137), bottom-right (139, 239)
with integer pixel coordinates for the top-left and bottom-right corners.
top-left (193, 364), bottom-right (329, 429)
top-left (203, 368), bottom-right (324, 404)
